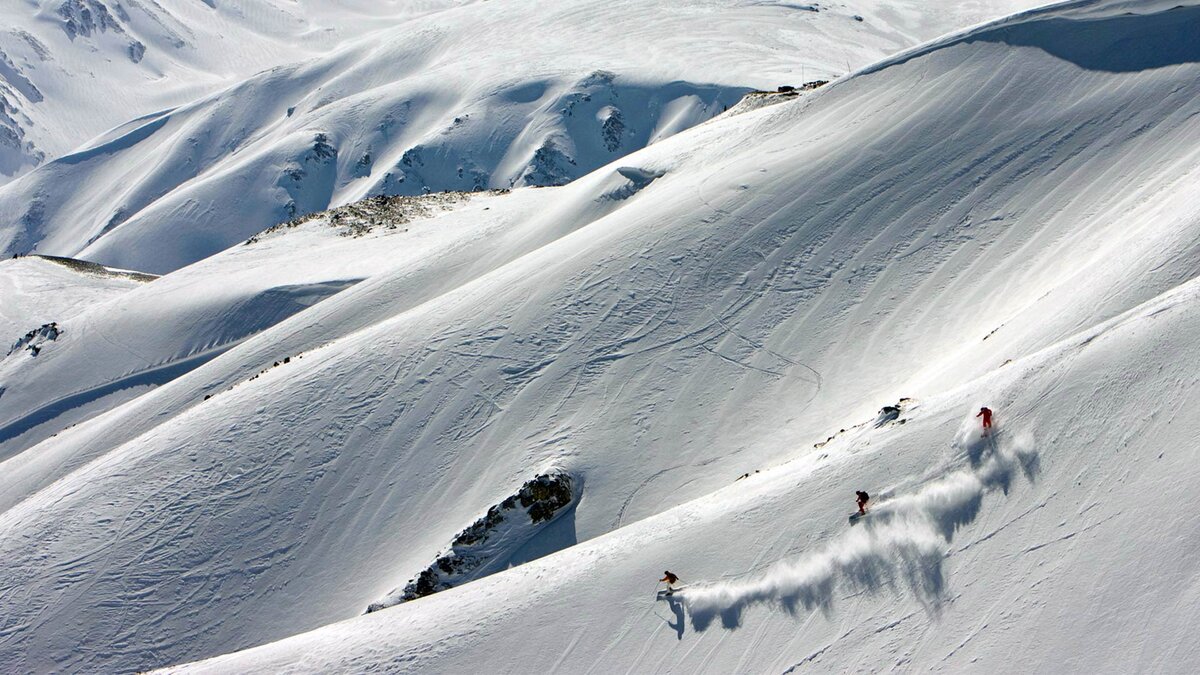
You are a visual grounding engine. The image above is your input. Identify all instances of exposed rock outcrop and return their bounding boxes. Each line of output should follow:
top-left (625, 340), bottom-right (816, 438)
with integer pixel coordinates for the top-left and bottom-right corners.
top-left (366, 470), bottom-right (578, 612)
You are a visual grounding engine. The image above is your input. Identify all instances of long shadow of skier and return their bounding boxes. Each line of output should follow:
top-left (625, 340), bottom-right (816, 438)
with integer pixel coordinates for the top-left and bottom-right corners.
top-left (654, 590), bottom-right (686, 639)
top-left (666, 595), bottom-right (685, 639)
top-left (966, 430), bottom-right (1040, 484)
top-left (965, 430), bottom-right (995, 468)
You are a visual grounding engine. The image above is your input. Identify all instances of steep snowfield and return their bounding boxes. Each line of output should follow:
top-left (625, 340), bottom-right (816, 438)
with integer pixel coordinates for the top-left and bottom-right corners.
top-left (0, 0), bottom-right (468, 181)
top-left (177, 286), bottom-right (1200, 673)
top-left (2, 0), bottom-right (1200, 672)
top-left (0, 0), bottom-right (1043, 273)
top-left (0, 190), bottom-right (516, 464)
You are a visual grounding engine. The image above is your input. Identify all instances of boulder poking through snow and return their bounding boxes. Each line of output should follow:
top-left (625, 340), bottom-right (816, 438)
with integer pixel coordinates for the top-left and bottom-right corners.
top-left (366, 470), bottom-right (578, 612)
top-left (8, 321), bottom-right (60, 357)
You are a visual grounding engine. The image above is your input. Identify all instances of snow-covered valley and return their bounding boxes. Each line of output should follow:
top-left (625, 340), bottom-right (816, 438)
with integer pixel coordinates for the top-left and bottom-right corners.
top-left (2, 0), bottom-right (1199, 673)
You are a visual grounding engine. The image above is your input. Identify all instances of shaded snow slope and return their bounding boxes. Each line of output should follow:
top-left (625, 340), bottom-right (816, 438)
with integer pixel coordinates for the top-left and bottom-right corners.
top-left (2, 0), bottom-right (1199, 672)
top-left (0, 191), bottom-right (503, 463)
top-left (0, 0), bottom-right (1045, 273)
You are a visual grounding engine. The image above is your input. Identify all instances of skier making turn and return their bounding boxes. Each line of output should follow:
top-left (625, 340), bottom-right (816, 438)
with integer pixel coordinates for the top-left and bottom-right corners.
top-left (660, 571), bottom-right (680, 591)
top-left (977, 406), bottom-right (994, 433)
top-left (855, 490), bottom-right (870, 515)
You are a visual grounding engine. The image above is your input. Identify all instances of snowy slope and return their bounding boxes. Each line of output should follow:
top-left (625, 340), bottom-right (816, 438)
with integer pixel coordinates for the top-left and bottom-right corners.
top-left (0, 0), bottom-right (1044, 273)
top-left (0, 254), bottom-right (151, 341)
top-left (0, 0), bottom-right (469, 181)
top-left (2, 0), bottom-right (1200, 673)
top-left (169, 0), bottom-right (1200, 671)
top-left (0, 190), bottom-right (514, 463)
top-left (177, 284), bottom-right (1200, 674)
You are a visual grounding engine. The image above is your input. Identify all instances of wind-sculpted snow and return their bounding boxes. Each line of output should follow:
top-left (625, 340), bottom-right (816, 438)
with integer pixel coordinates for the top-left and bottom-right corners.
top-left (0, 277), bottom-right (357, 454)
top-left (168, 274), bottom-right (1200, 673)
top-left (964, 1), bottom-right (1200, 73)
top-left (6, 0), bottom-right (1200, 672)
top-left (0, 0), bottom-right (472, 183)
top-left (0, 66), bottom-right (740, 273)
top-left (0, 0), bottom-right (1046, 272)
top-left (685, 426), bottom-right (1038, 630)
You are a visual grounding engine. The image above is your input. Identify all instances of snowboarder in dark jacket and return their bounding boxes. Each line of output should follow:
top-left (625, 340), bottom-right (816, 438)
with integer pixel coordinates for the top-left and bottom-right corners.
top-left (660, 571), bottom-right (680, 590)
top-left (977, 406), bottom-right (993, 433)
top-left (856, 490), bottom-right (870, 515)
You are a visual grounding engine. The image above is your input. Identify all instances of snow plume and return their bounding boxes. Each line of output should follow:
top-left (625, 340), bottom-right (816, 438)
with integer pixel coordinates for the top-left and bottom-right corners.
top-left (685, 519), bottom-right (947, 631)
top-left (954, 411), bottom-right (1040, 488)
top-left (685, 429), bottom-right (1039, 631)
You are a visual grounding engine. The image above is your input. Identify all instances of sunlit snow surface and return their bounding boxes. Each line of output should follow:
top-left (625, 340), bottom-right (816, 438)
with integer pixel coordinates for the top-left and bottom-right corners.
top-left (0, 0), bottom-right (1040, 273)
top-left (2, 0), bottom-right (1199, 673)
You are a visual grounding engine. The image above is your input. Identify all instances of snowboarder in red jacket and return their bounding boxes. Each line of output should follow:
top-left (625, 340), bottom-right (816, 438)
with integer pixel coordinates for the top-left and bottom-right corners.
top-left (660, 571), bottom-right (680, 591)
top-left (977, 406), bottom-right (993, 433)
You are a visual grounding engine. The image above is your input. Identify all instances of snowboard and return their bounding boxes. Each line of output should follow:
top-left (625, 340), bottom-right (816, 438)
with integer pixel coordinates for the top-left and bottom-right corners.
top-left (848, 511), bottom-right (868, 525)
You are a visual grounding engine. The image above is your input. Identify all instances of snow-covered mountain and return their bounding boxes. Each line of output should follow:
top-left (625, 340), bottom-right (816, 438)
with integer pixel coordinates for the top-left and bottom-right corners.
top-left (0, 0), bottom-right (1042, 273)
top-left (0, 0), bottom-right (469, 181)
top-left (3, 0), bottom-right (1200, 673)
